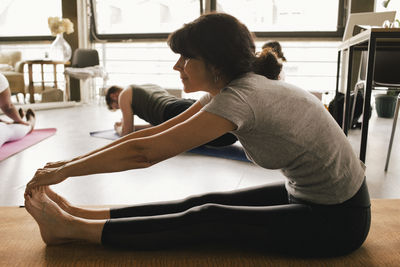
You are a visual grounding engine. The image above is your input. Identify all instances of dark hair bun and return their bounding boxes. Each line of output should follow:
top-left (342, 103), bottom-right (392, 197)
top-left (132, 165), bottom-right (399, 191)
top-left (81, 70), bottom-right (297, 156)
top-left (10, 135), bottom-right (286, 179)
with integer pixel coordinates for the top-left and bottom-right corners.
top-left (253, 48), bottom-right (282, 80)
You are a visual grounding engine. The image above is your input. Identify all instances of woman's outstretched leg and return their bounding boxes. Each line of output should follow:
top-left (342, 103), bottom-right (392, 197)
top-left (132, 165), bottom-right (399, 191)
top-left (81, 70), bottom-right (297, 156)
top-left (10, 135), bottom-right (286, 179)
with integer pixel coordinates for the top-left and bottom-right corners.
top-left (0, 117), bottom-right (33, 146)
top-left (43, 182), bottom-right (287, 221)
top-left (25, 187), bottom-right (105, 245)
top-left (110, 182), bottom-right (288, 218)
top-left (45, 186), bottom-right (110, 220)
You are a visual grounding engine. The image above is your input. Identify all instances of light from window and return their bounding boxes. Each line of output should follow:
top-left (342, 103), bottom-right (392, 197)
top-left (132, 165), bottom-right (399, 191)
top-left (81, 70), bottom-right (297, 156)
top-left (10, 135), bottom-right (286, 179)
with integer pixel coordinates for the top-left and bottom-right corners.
top-left (0, 0), bottom-right (62, 37)
top-left (217, 0), bottom-right (340, 32)
top-left (93, 0), bottom-right (201, 34)
top-left (376, 0), bottom-right (400, 21)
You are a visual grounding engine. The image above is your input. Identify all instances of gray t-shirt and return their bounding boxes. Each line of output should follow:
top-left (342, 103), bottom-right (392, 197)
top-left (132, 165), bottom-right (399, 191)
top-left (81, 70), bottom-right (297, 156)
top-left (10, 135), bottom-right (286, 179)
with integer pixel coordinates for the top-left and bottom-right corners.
top-left (200, 72), bottom-right (365, 205)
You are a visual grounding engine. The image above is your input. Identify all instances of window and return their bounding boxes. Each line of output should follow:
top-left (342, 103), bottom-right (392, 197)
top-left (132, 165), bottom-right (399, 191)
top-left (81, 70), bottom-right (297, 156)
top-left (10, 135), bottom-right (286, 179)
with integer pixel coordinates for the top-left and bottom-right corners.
top-left (91, 0), bottom-right (203, 39)
top-left (376, 0), bottom-right (400, 20)
top-left (89, 0), bottom-right (344, 100)
top-left (90, 0), bottom-right (344, 40)
top-left (216, 0), bottom-right (342, 35)
top-left (0, 0), bottom-right (62, 40)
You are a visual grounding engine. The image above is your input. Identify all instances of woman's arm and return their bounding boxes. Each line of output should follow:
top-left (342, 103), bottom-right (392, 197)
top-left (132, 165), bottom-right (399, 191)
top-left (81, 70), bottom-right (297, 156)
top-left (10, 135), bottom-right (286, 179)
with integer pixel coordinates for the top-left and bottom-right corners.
top-left (44, 101), bottom-right (203, 168)
top-left (27, 108), bottom-right (236, 189)
top-left (118, 88), bottom-right (134, 136)
top-left (0, 88), bottom-right (27, 125)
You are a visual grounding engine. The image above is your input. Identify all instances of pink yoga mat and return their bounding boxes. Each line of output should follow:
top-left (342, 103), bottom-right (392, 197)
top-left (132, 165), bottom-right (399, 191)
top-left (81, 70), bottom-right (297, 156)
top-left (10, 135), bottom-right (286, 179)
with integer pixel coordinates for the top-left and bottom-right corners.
top-left (0, 128), bottom-right (57, 161)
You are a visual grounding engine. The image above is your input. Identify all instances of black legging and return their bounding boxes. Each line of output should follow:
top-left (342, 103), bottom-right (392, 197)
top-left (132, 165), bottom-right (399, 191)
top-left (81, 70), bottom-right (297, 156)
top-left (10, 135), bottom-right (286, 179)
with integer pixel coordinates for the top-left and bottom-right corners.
top-left (102, 180), bottom-right (371, 256)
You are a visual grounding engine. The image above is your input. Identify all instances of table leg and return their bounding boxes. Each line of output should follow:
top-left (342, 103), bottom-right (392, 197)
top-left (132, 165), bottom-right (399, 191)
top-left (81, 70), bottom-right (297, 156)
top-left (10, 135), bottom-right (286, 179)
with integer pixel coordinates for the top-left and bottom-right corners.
top-left (28, 63), bottom-right (35, 103)
top-left (359, 36), bottom-right (376, 163)
top-left (53, 63), bottom-right (58, 89)
top-left (343, 47), bottom-right (354, 135)
top-left (64, 74), bottom-right (70, 101)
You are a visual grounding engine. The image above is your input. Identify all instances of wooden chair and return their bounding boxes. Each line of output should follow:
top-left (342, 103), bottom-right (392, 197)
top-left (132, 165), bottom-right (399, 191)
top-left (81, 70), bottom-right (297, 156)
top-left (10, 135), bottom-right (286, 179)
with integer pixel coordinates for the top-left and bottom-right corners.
top-left (0, 51), bottom-right (26, 103)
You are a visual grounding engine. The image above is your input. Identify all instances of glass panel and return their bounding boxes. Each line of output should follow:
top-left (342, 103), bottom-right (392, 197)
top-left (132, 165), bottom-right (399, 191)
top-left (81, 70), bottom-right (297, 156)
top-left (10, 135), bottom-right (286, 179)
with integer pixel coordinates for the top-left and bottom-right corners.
top-left (216, 0), bottom-right (340, 32)
top-left (376, 0), bottom-right (400, 21)
top-left (0, 0), bottom-right (62, 37)
top-left (93, 40), bottom-right (339, 101)
top-left (93, 0), bottom-right (201, 34)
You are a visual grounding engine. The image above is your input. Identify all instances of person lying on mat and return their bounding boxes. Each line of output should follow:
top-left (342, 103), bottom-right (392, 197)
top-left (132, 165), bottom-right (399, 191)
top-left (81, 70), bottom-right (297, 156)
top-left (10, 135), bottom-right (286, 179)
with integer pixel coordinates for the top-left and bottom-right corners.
top-left (105, 83), bottom-right (238, 147)
top-left (24, 13), bottom-right (370, 257)
top-left (0, 73), bottom-right (36, 147)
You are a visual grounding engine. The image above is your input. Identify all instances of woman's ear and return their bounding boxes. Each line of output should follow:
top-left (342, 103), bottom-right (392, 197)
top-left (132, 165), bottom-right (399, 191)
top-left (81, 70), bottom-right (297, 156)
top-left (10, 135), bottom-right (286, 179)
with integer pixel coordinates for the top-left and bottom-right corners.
top-left (210, 66), bottom-right (221, 83)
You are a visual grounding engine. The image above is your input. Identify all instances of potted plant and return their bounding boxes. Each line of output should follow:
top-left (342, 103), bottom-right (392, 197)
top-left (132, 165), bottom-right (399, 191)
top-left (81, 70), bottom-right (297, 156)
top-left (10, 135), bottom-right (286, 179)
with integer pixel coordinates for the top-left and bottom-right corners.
top-left (375, 89), bottom-right (400, 118)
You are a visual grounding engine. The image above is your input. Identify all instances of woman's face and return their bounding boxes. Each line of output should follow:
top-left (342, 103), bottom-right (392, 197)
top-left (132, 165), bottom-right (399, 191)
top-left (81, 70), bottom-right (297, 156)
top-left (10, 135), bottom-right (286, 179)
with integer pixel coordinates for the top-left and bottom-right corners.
top-left (173, 55), bottom-right (215, 94)
top-left (110, 91), bottom-right (120, 110)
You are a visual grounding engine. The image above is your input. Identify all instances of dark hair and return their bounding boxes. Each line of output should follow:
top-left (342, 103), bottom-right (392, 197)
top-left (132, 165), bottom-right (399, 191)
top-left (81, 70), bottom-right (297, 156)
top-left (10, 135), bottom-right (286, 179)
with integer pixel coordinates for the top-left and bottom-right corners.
top-left (167, 13), bottom-right (256, 81)
top-left (262, 41), bottom-right (286, 62)
top-left (253, 47), bottom-right (282, 80)
top-left (105, 85), bottom-right (123, 110)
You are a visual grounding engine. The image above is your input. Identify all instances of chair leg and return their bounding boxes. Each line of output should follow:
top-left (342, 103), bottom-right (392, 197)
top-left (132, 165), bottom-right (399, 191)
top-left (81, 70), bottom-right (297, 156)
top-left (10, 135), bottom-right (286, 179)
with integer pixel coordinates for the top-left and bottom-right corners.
top-left (385, 95), bottom-right (400, 171)
top-left (350, 85), bottom-right (359, 129)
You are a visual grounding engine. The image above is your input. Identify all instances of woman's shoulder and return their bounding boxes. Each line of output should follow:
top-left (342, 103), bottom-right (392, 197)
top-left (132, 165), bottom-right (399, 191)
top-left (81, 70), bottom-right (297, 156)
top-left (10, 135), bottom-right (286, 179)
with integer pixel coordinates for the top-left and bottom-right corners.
top-left (226, 72), bottom-right (278, 95)
top-left (230, 72), bottom-right (277, 87)
top-left (120, 86), bottom-right (133, 101)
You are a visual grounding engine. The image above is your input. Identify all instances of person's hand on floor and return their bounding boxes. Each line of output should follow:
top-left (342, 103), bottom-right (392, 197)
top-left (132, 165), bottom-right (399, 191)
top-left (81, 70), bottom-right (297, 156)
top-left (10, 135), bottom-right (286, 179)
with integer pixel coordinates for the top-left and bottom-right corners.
top-left (114, 121), bottom-right (122, 129)
top-left (114, 121), bottom-right (123, 136)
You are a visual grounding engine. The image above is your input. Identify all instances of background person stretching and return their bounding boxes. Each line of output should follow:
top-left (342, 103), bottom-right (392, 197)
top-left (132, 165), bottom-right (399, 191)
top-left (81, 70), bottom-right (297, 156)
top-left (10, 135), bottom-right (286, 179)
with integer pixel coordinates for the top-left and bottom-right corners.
top-left (262, 40), bottom-right (287, 80)
top-left (25, 13), bottom-right (369, 257)
top-left (0, 73), bottom-right (35, 147)
top-left (105, 83), bottom-right (239, 147)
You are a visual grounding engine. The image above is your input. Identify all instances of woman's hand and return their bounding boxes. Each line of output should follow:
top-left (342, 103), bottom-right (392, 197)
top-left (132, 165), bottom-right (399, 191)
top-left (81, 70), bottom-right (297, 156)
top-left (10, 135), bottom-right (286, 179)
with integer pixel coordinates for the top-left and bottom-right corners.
top-left (114, 121), bottom-right (123, 136)
top-left (25, 167), bottom-right (67, 194)
top-left (114, 121), bottom-right (122, 129)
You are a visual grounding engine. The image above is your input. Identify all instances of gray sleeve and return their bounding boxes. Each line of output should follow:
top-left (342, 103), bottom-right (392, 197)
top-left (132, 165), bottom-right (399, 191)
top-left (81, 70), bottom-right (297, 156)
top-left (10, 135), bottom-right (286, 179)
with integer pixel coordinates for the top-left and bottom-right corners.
top-left (201, 87), bottom-right (254, 132)
top-left (198, 93), bottom-right (212, 107)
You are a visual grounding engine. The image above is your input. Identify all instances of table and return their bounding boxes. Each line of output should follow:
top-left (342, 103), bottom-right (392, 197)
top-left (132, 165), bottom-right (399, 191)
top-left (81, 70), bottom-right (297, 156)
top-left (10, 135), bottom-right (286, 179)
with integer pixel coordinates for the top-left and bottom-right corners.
top-left (25, 60), bottom-right (70, 103)
top-left (336, 27), bottom-right (400, 162)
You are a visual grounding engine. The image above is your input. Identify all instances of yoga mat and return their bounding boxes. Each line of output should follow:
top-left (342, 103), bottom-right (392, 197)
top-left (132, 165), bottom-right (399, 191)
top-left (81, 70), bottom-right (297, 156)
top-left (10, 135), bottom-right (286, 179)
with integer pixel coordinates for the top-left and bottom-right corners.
top-left (0, 128), bottom-right (57, 161)
top-left (90, 129), bottom-right (250, 162)
top-left (1, 199), bottom-right (399, 266)
top-left (90, 129), bottom-right (120, 140)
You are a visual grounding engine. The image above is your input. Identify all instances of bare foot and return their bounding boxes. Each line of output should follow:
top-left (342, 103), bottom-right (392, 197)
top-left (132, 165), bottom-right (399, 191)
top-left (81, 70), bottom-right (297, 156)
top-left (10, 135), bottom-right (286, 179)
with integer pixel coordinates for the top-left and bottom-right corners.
top-left (44, 186), bottom-right (74, 215)
top-left (18, 108), bottom-right (24, 119)
top-left (24, 187), bottom-right (77, 245)
top-left (45, 186), bottom-right (110, 220)
top-left (25, 109), bottom-right (36, 132)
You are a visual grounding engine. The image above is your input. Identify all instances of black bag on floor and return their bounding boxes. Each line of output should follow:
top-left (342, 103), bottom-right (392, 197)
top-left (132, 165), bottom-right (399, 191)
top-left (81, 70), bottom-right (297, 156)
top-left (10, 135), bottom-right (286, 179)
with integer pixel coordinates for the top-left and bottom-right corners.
top-left (328, 92), bottom-right (370, 129)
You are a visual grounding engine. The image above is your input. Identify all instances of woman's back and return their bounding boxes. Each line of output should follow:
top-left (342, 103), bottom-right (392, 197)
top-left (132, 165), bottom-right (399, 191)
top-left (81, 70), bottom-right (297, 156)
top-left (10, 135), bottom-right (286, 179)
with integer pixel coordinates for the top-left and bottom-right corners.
top-left (200, 73), bottom-right (365, 204)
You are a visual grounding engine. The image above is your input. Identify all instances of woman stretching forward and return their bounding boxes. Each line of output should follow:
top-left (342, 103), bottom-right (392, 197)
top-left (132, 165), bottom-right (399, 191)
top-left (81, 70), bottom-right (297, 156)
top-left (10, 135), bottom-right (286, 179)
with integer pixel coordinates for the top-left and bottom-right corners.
top-left (0, 73), bottom-right (35, 147)
top-left (25, 13), bottom-right (369, 257)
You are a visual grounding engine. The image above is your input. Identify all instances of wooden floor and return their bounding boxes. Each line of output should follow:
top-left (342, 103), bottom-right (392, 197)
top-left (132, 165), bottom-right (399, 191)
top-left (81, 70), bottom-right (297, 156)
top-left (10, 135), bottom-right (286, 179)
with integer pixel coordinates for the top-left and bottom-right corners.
top-left (1, 199), bottom-right (399, 266)
top-left (0, 100), bottom-right (399, 206)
